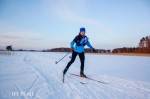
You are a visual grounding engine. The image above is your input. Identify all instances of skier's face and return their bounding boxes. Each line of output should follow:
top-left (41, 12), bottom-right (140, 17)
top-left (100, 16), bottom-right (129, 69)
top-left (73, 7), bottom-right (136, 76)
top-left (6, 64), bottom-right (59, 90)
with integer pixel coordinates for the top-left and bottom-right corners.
top-left (80, 32), bottom-right (85, 36)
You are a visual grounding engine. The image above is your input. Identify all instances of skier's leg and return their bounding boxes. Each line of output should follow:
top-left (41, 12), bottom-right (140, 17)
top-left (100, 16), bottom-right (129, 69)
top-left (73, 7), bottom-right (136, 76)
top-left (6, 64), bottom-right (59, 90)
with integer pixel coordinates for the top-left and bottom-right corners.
top-left (63, 51), bottom-right (77, 75)
top-left (79, 52), bottom-right (85, 75)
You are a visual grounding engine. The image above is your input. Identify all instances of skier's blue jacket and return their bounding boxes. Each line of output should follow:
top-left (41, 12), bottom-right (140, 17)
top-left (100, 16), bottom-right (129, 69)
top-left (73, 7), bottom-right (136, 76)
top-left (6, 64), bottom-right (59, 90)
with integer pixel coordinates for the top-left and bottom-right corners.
top-left (70, 35), bottom-right (93, 53)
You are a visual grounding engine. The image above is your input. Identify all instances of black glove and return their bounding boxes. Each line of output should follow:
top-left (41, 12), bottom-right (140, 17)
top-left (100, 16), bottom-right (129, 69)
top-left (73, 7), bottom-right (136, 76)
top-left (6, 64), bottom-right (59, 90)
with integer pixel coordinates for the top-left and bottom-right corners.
top-left (92, 48), bottom-right (96, 52)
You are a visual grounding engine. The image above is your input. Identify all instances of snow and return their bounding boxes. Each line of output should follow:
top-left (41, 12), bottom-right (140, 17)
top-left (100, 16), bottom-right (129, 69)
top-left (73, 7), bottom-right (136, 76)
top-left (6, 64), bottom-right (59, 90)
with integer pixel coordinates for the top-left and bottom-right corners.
top-left (0, 51), bottom-right (150, 99)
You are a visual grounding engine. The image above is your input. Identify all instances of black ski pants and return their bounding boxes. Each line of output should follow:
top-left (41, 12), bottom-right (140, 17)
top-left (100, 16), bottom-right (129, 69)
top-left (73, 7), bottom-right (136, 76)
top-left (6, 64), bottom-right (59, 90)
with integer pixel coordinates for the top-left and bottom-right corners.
top-left (63, 51), bottom-right (85, 75)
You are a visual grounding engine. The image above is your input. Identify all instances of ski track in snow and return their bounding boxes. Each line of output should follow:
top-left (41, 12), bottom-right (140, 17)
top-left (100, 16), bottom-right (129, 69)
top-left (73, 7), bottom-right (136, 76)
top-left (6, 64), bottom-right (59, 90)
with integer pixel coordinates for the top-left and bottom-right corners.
top-left (0, 51), bottom-right (150, 99)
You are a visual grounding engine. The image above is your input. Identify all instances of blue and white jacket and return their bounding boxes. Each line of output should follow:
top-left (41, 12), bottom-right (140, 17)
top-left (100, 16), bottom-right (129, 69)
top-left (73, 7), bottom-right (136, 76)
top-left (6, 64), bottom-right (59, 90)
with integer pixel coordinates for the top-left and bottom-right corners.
top-left (70, 35), bottom-right (93, 53)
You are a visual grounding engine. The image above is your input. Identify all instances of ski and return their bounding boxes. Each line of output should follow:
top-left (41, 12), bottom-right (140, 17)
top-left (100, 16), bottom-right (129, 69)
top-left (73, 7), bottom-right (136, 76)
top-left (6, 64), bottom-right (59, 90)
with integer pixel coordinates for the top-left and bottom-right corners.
top-left (70, 73), bottom-right (108, 84)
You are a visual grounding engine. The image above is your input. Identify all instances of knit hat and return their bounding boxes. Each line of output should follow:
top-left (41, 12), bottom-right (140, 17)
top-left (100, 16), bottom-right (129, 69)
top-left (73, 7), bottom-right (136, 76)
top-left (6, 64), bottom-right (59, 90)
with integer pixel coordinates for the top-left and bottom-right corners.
top-left (80, 27), bottom-right (86, 32)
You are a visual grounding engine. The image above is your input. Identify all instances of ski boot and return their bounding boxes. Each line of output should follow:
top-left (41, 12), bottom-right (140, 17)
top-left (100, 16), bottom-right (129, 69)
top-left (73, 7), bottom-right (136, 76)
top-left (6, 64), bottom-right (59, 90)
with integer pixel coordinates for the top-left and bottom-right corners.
top-left (80, 72), bottom-right (87, 78)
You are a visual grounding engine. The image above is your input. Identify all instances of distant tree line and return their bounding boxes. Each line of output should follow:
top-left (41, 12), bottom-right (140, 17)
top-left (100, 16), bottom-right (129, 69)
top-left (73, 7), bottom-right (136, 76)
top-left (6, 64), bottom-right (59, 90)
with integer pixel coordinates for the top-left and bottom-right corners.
top-left (43, 47), bottom-right (111, 53)
top-left (112, 47), bottom-right (150, 53)
top-left (5, 45), bottom-right (149, 53)
top-left (44, 47), bottom-right (150, 53)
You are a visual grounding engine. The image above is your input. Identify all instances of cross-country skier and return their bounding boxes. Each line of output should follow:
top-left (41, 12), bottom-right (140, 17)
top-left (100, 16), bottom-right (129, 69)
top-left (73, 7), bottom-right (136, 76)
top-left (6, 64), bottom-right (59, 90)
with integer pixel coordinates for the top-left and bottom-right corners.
top-left (63, 27), bottom-right (96, 79)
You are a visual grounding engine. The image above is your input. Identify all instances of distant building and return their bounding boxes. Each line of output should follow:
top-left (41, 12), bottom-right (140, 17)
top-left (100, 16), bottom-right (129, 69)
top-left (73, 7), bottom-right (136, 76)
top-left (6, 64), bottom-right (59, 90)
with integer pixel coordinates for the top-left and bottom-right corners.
top-left (139, 36), bottom-right (150, 48)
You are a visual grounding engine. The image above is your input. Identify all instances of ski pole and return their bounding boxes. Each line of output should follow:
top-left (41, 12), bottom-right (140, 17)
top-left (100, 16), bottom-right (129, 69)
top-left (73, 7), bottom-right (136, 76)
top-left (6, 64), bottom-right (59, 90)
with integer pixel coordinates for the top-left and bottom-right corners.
top-left (55, 53), bottom-right (70, 64)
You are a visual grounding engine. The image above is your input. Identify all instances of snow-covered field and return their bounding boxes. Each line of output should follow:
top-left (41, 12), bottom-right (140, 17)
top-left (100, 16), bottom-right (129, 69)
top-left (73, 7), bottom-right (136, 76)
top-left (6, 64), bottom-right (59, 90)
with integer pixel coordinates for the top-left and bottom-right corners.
top-left (0, 51), bottom-right (150, 99)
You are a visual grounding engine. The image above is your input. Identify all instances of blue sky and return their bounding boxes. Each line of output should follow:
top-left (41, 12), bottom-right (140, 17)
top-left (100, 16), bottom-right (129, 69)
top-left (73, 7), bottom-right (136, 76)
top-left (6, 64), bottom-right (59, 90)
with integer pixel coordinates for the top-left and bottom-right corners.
top-left (0, 0), bottom-right (150, 50)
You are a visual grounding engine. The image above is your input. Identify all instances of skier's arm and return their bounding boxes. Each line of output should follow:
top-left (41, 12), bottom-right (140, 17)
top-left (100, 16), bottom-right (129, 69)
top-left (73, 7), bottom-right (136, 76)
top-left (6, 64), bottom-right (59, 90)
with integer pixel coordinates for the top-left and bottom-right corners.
top-left (70, 40), bottom-right (75, 49)
top-left (86, 41), bottom-right (97, 52)
top-left (86, 41), bottom-right (93, 49)
top-left (70, 36), bottom-right (77, 49)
